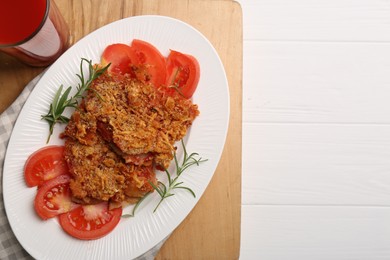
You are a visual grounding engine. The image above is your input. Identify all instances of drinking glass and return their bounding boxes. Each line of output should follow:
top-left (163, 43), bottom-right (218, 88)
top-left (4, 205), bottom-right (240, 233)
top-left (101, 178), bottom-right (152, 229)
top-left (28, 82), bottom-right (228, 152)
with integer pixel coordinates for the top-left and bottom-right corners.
top-left (0, 0), bottom-right (70, 67)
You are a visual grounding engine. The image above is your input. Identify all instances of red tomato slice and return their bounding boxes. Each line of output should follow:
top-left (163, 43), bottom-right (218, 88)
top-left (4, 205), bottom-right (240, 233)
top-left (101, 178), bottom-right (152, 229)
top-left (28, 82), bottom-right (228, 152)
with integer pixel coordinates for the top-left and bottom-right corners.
top-left (165, 50), bottom-right (200, 99)
top-left (130, 39), bottom-right (167, 88)
top-left (24, 145), bottom-right (68, 187)
top-left (34, 174), bottom-right (78, 220)
top-left (59, 202), bottom-right (122, 240)
top-left (101, 43), bottom-right (136, 75)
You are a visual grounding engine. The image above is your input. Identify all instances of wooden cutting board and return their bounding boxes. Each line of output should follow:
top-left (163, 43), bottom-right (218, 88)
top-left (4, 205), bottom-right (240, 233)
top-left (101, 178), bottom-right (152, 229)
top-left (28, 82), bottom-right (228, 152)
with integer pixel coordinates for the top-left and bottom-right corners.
top-left (0, 0), bottom-right (242, 258)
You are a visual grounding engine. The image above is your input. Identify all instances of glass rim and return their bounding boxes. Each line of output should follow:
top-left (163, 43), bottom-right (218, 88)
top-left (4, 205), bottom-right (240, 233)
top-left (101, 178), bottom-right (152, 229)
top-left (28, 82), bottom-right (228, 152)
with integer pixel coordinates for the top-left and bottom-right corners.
top-left (0, 0), bottom-right (50, 48)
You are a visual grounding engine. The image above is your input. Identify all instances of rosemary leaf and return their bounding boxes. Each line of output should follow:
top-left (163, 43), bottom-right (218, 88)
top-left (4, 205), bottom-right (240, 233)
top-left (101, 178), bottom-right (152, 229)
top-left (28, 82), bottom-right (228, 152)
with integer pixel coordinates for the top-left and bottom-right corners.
top-left (56, 86), bottom-right (72, 114)
top-left (172, 186), bottom-right (196, 198)
top-left (50, 85), bottom-right (63, 117)
top-left (149, 181), bottom-right (165, 197)
top-left (172, 181), bottom-right (184, 187)
top-left (41, 58), bottom-right (110, 143)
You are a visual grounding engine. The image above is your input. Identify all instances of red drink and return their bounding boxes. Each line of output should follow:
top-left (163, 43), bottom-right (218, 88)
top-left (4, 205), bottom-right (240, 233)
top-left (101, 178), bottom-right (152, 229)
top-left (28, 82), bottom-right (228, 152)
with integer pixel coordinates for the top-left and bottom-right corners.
top-left (0, 0), bottom-right (47, 46)
top-left (0, 0), bottom-right (69, 66)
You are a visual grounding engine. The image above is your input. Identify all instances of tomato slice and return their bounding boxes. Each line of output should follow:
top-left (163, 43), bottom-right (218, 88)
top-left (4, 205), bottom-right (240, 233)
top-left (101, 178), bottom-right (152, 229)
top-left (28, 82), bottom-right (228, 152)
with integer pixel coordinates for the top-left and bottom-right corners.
top-left (130, 39), bottom-right (167, 88)
top-left (59, 202), bottom-right (122, 240)
top-left (101, 43), bottom-right (136, 75)
top-left (24, 145), bottom-right (68, 187)
top-left (34, 174), bottom-right (78, 220)
top-left (165, 50), bottom-right (200, 99)
top-left (100, 40), bottom-right (167, 88)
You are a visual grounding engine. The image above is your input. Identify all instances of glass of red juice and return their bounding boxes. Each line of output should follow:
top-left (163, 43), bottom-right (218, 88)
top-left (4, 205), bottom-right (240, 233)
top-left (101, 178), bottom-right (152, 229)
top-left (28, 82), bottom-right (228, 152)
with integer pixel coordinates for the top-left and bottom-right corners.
top-left (0, 0), bottom-right (70, 67)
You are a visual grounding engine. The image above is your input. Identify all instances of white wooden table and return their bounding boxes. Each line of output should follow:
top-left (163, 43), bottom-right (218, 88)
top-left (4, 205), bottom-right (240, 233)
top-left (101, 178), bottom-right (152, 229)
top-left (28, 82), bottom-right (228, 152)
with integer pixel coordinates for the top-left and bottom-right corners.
top-left (238, 0), bottom-right (390, 259)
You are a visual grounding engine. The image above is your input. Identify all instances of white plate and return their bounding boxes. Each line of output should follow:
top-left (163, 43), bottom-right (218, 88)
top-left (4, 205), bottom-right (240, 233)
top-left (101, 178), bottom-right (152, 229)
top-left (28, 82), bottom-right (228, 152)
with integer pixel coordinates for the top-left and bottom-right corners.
top-left (3, 15), bottom-right (229, 260)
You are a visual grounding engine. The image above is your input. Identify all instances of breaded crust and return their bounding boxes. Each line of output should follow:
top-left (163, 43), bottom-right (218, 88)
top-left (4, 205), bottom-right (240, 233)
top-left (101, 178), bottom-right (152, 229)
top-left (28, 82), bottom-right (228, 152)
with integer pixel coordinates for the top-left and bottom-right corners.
top-left (62, 72), bottom-right (199, 204)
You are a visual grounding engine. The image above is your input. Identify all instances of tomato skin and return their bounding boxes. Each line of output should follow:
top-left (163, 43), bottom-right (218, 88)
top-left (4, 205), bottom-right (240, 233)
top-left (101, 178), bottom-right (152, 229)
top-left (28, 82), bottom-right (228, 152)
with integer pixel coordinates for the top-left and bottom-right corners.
top-left (165, 50), bottom-right (200, 99)
top-left (34, 174), bottom-right (78, 220)
top-left (101, 40), bottom-right (167, 88)
top-left (130, 39), bottom-right (167, 88)
top-left (101, 43), bottom-right (136, 75)
top-left (24, 145), bottom-right (68, 187)
top-left (59, 202), bottom-right (122, 240)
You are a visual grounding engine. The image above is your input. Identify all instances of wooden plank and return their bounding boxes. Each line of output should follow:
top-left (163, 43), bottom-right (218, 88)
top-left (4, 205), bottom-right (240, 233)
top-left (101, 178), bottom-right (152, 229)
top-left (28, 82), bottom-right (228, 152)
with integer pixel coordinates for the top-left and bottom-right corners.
top-left (243, 123), bottom-right (390, 205)
top-left (0, 53), bottom-right (44, 113)
top-left (243, 41), bottom-right (390, 123)
top-left (241, 205), bottom-right (390, 260)
top-left (241, 0), bottom-right (390, 41)
top-left (0, 0), bottom-right (242, 259)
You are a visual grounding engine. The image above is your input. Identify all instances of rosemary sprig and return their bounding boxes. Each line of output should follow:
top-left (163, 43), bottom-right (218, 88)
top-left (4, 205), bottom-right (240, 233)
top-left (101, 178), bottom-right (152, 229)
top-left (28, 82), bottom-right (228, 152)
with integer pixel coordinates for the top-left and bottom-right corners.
top-left (149, 140), bottom-right (208, 212)
top-left (41, 58), bottom-right (110, 143)
top-left (122, 141), bottom-right (207, 218)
